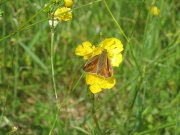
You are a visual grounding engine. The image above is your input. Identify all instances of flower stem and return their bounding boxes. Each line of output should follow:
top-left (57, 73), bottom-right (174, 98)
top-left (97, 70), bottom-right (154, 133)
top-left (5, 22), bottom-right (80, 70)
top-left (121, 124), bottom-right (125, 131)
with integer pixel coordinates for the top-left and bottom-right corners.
top-left (49, 19), bottom-right (59, 135)
top-left (50, 28), bottom-right (58, 101)
top-left (92, 94), bottom-right (101, 134)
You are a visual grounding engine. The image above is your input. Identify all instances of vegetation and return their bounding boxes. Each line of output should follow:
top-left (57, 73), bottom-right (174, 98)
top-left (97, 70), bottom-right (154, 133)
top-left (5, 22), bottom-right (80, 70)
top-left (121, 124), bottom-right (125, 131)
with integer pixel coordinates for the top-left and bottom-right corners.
top-left (0, 0), bottom-right (179, 134)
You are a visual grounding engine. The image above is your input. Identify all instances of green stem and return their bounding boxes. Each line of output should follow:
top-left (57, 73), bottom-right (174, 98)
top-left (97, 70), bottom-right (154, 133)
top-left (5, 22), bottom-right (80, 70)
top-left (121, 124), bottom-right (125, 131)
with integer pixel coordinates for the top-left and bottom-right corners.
top-left (48, 112), bottom-right (58, 135)
top-left (103, 0), bottom-right (143, 113)
top-left (71, 72), bottom-right (85, 92)
top-left (73, 0), bottom-right (102, 11)
top-left (49, 17), bottom-right (59, 135)
top-left (50, 28), bottom-right (58, 101)
top-left (102, 0), bottom-right (142, 76)
top-left (102, 0), bottom-right (128, 41)
top-left (92, 94), bottom-right (101, 134)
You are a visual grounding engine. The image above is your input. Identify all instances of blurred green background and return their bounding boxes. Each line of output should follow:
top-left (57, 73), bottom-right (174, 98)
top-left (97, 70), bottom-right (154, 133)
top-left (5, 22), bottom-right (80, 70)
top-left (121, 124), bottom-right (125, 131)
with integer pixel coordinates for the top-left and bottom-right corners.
top-left (0, 0), bottom-right (180, 134)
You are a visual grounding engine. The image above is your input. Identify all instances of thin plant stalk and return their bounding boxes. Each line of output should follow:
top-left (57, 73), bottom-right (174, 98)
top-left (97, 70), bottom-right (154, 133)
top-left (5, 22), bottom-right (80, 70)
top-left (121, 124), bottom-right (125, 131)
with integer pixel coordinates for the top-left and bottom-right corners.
top-left (49, 17), bottom-right (59, 135)
top-left (92, 94), bottom-right (101, 134)
top-left (50, 26), bottom-right (58, 101)
top-left (102, 0), bottom-right (143, 112)
top-left (102, 0), bottom-right (141, 76)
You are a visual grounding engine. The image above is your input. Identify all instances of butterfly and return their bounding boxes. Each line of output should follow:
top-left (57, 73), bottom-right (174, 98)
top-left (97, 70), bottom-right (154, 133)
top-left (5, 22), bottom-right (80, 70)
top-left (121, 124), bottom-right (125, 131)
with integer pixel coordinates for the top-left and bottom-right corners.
top-left (83, 49), bottom-right (113, 78)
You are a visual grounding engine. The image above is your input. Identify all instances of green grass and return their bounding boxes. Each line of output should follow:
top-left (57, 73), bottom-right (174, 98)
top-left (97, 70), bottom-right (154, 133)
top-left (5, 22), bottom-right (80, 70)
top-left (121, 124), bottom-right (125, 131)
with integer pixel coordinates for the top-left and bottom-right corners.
top-left (0, 0), bottom-right (180, 134)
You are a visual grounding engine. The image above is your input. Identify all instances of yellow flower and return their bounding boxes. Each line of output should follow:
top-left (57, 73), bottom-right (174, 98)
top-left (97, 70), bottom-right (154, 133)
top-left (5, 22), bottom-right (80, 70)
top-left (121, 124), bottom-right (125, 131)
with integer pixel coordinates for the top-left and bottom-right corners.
top-left (64, 0), bottom-right (73, 8)
top-left (151, 6), bottom-right (160, 16)
top-left (54, 7), bottom-right (72, 21)
top-left (75, 38), bottom-right (123, 94)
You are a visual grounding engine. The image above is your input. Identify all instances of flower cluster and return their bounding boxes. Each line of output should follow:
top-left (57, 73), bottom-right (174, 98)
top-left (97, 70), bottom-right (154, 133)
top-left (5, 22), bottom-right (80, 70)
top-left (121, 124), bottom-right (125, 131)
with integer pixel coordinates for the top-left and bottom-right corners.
top-left (49, 0), bottom-right (73, 27)
top-left (54, 0), bottom-right (73, 21)
top-left (75, 38), bottom-right (123, 94)
top-left (54, 7), bottom-right (72, 21)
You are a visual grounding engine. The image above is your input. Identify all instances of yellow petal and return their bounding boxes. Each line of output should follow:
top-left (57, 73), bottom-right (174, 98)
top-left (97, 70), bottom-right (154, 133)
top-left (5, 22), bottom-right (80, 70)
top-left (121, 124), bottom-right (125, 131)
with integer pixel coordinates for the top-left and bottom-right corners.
top-left (92, 47), bottom-right (103, 56)
top-left (86, 73), bottom-right (116, 94)
top-left (54, 7), bottom-right (72, 21)
top-left (100, 38), bottom-right (123, 51)
top-left (75, 41), bottom-right (95, 59)
top-left (100, 77), bottom-right (116, 89)
top-left (86, 73), bottom-right (101, 85)
top-left (111, 53), bottom-right (123, 67)
top-left (89, 84), bottom-right (102, 94)
top-left (112, 46), bottom-right (124, 55)
top-left (64, 0), bottom-right (73, 8)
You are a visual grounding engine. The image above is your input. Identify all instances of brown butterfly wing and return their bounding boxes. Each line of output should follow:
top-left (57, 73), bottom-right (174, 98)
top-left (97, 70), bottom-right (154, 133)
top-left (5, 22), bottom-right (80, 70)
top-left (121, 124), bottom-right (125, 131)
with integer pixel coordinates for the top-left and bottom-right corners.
top-left (107, 58), bottom-right (113, 77)
top-left (98, 58), bottom-right (113, 78)
top-left (83, 55), bottom-right (99, 74)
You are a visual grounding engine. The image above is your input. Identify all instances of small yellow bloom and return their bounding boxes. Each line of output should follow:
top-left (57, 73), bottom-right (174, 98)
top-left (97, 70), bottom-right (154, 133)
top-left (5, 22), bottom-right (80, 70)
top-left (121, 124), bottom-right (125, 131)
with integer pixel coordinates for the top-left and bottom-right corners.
top-left (75, 38), bottom-right (123, 93)
top-left (64, 0), bottom-right (73, 8)
top-left (54, 7), bottom-right (72, 21)
top-left (151, 6), bottom-right (160, 16)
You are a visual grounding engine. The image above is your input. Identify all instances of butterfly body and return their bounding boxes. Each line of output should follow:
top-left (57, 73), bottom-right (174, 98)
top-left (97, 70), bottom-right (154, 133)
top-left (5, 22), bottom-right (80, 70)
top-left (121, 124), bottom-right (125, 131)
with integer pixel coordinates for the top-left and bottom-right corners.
top-left (83, 49), bottom-right (113, 78)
